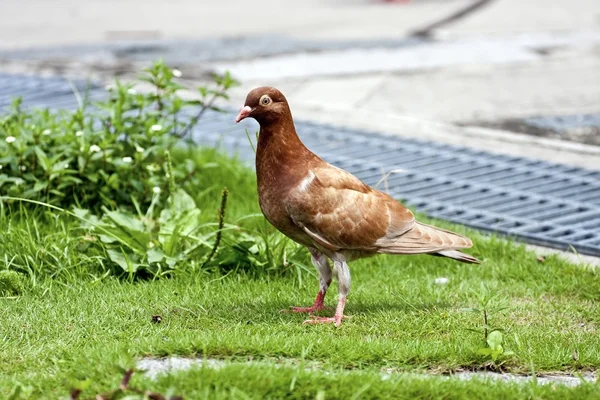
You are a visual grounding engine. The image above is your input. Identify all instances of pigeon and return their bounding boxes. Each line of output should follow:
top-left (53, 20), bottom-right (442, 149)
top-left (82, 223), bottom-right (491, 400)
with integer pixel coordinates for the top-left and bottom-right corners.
top-left (235, 87), bottom-right (480, 326)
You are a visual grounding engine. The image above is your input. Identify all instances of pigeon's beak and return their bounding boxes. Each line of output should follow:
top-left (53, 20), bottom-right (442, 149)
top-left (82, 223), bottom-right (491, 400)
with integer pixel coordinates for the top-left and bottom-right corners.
top-left (235, 105), bottom-right (253, 123)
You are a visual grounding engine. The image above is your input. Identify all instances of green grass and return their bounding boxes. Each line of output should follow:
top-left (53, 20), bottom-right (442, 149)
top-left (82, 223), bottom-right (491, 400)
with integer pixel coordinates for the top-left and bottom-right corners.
top-left (145, 365), bottom-right (600, 399)
top-left (1, 148), bottom-right (599, 399)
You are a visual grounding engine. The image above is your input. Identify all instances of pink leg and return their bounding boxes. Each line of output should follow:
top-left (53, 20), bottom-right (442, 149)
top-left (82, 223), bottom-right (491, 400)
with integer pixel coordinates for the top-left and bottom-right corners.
top-left (304, 256), bottom-right (351, 327)
top-left (289, 289), bottom-right (330, 313)
top-left (284, 249), bottom-right (332, 314)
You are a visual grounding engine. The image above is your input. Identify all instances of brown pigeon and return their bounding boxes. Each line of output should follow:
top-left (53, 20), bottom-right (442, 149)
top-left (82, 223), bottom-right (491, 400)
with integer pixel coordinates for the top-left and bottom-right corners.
top-left (235, 87), bottom-right (480, 326)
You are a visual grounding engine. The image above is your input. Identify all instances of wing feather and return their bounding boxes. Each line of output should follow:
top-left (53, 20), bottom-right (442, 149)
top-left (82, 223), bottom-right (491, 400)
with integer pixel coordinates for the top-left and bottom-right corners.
top-left (285, 166), bottom-right (415, 251)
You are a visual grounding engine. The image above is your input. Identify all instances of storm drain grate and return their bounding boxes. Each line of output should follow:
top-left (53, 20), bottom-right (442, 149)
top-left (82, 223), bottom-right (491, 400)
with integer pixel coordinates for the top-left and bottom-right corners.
top-left (0, 73), bottom-right (105, 109)
top-left (1, 73), bottom-right (599, 257)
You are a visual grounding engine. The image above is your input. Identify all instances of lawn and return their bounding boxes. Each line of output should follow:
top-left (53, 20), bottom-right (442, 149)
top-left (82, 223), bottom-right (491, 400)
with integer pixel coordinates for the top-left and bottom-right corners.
top-left (1, 147), bottom-right (599, 399)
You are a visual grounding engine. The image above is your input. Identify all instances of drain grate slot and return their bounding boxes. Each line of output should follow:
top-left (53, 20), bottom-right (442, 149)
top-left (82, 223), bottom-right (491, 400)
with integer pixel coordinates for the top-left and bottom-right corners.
top-left (549, 211), bottom-right (600, 226)
top-left (577, 194), bottom-right (600, 204)
top-left (549, 182), bottom-right (594, 197)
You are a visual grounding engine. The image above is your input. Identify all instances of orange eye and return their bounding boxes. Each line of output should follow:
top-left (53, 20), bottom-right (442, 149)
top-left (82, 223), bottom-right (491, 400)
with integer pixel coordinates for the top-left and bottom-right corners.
top-left (260, 95), bottom-right (271, 105)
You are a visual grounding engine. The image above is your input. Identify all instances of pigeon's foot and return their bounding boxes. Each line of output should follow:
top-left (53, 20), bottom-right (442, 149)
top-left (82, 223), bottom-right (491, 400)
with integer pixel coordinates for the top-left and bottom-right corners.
top-left (302, 295), bottom-right (349, 327)
top-left (303, 314), bottom-right (350, 327)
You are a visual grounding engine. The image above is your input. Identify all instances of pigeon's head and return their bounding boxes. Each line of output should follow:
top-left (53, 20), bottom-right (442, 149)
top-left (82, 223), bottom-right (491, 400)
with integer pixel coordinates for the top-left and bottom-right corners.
top-left (235, 87), bottom-right (290, 125)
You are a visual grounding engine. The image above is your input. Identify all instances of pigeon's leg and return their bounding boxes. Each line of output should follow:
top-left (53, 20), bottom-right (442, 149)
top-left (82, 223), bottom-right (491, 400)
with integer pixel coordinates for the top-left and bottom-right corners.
top-left (304, 256), bottom-right (350, 327)
top-left (289, 248), bottom-right (332, 313)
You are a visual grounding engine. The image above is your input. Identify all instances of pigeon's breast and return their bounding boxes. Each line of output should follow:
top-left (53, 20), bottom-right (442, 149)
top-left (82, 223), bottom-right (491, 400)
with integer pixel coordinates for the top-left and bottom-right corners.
top-left (258, 183), bottom-right (313, 247)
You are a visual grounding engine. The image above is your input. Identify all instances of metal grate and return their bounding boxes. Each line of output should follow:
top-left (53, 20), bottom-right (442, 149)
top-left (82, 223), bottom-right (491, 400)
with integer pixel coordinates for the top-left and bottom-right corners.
top-left (1, 73), bottom-right (599, 256)
top-left (0, 73), bottom-right (105, 110)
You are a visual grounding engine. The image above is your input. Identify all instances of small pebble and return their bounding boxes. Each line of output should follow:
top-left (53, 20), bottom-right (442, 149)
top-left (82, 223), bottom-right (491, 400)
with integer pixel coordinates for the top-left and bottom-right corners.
top-left (434, 277), bottom-right (450, 285)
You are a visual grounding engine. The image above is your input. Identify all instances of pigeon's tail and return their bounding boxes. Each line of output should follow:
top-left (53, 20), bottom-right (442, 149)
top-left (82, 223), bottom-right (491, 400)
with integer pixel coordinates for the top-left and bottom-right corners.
top-left (435, 250), bottom-right (481, 264)
top-left (377, 222), bottom-right (481, 264)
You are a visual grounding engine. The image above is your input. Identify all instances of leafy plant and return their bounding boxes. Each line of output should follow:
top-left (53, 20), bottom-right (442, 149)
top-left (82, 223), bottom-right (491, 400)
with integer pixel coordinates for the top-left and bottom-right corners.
top-left (0, 60), bottom-right (238, 211)
top-left (461, 284), bottom-right (514, 364)
top-left (77, 186), bottom-right (228, 278)
top-left (68, 369), bottom-right (182, 400)
top-left (0, 270), bottom-right (27, 297)
top-left (213, 223), bottom-right (313, 283)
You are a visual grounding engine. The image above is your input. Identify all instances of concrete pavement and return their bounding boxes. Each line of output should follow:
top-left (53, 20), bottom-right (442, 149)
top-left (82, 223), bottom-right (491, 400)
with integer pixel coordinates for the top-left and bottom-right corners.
top-left (0, 0), bottom-right (598, 49)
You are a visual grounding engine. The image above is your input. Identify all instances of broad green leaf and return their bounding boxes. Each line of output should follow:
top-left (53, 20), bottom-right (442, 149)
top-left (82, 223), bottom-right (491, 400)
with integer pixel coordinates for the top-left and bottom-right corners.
top-left (491, 346), bottom-right (504, 361)
top-left (72, 207), bottom-right (90, 220)
top-left (32, 181), bottom-right (48, 193)
top-left (98, 234), bottom-right (118, 244)
top-left (159, 207), bottom-right (174, 224)
top-left (33, 147), bottom-right (51, 172)
top-left (165, 256), bottom-right (178, 268)
top-left (104, 210), bottom-right (146, 234)
top-left (97, 212), bottom-right (150, 253)
top-left (160, 224), bottom-right (182, 257)
top-left (71, 379), bottom-right (92, 391)
top-left (477, 348), bottom-right (493, 356)
top-left (177, 209), bottom-right (202, 236)
top-left (248, 244), bottom-right (259, 254)
top-left (487, 330), bottom-right (503, 350)
top-left (147, 248), bottom-right (165, 264)
top-left (170, 188), bottom-right (197, 213)
top-left (107, 249), bottom-right (135, 272)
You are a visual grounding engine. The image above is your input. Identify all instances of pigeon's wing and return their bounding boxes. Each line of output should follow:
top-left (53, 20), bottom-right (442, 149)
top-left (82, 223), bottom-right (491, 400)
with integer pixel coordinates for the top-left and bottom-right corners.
top-left (284, 165), bottom-right (416, 252)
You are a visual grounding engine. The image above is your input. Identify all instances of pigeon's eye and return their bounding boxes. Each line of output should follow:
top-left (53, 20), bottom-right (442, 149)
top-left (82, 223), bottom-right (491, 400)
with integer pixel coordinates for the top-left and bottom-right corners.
top-left (260, 95), bottom-right (272, 106)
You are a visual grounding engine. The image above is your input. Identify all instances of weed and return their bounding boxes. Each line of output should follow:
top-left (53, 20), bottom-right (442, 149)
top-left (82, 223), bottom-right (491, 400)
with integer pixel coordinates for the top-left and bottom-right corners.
top-left (462, 284), bottom-right (515, 364)
top-left (68, 369), bottom-right (182, 400)
top-left (0, 61), bottom-right (238, 211)
top-left (0, 270), bottom-right (27, 296)
top-left (76, 185), bottom-right (229, 277)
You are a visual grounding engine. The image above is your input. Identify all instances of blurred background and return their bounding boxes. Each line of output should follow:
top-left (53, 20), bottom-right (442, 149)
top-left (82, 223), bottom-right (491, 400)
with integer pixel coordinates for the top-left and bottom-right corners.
top-left (1, 0), bottom-right (599, 157)
top-left (1, 0), bottom-right (599, 260)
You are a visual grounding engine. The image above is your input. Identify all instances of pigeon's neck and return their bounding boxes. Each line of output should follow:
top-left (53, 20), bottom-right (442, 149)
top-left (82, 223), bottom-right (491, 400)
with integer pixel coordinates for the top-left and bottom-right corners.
top-left (257, 117), bottom-right (306, 153)
top-left (256, 116), bottom-right (317, 192)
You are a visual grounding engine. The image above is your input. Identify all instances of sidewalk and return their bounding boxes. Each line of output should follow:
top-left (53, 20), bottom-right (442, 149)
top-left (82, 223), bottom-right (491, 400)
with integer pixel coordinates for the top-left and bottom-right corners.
top-left (0, 0), bottom-right (598, 49)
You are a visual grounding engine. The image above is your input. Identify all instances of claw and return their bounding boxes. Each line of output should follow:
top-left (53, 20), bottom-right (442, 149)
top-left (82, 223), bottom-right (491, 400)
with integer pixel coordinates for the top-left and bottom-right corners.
top-left (303, 314), bottom-right (351, 327)
top-left (280, 304), bottom-right (329, 314)
top-left (288, 304), bottom-right (331, 313)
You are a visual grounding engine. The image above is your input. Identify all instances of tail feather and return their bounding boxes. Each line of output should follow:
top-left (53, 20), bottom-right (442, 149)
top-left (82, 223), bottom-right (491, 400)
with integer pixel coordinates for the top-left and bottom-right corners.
top-left (377, 222), bottom-right (481, 263)
top-left (378, 222), bottom-right (474, 255)
top-left (435, 250), bottom-right (481, 264)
